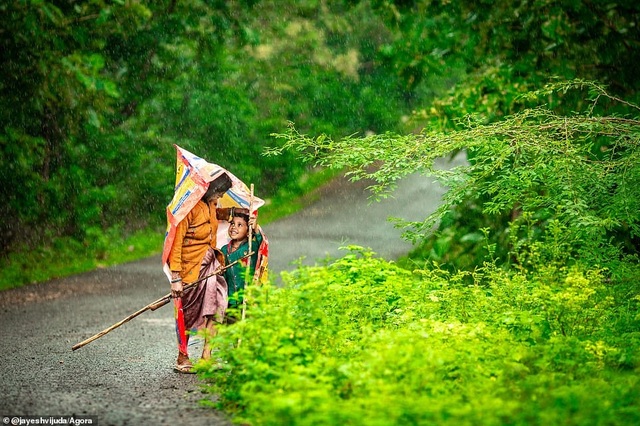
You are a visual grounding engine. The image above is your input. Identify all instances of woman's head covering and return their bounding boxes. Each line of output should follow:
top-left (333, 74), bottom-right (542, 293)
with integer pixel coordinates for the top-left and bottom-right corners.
top-left (162, 145), bottom-right (265, 281)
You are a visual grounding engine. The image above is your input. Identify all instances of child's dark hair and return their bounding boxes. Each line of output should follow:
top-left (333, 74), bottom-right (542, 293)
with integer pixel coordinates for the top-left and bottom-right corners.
top-left (231, 207), bottom-right (250, 224)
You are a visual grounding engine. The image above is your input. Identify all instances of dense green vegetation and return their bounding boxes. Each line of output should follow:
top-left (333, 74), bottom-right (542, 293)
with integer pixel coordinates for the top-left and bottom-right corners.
top-left (3, 0), bottom-right (640, 424)
top-left (202, 0), bottom-right (638, 424)
top-left (200, 248), bottom-right (639, 425)
top-left (272, 81), bottom-right (640, 273)
top-left (3, 0), bottom-right (638, 285)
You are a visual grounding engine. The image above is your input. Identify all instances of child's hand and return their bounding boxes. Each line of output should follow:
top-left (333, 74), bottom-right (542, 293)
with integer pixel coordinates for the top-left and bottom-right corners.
top-left (249, 215), bottom-right (258, 230)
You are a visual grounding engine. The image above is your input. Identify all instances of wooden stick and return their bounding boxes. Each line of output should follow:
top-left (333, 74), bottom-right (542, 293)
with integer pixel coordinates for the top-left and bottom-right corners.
top-left (241, 183), bottom-right (254, 322)
top-left (71, 253), bottom-right (252, 351)
top-left (236, 184), bottom-right (255, 348)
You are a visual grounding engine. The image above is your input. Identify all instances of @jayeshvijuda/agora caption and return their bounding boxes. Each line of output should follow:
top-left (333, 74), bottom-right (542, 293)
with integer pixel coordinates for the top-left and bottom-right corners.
top-left (3, 416), bottom-right (97, 426)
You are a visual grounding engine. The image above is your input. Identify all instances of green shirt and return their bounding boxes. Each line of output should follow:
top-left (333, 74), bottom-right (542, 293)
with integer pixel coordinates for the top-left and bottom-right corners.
top-left (221, 230), bottom-right (263, 308)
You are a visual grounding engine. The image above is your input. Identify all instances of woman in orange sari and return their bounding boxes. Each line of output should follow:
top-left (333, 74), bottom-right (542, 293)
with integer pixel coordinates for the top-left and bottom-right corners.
top-left (168, 173), bottom-right (232, 373)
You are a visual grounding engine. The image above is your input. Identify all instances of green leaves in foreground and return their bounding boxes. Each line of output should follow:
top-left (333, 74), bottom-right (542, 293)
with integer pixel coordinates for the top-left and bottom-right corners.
top-left (197, 247), bottom-right (640, 426)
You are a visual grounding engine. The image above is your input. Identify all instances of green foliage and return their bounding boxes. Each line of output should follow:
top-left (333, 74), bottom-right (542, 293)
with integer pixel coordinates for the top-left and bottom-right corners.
top-left (250, 80), bottom-right (640, 424)
top-left (197, 248), bottom-right (640, 425)
top-left (0, 0), bottom-right (206, 249)
top-left (270, 82), bottom-right (640, 272)
top-left (370, 0), bottom-right (640, 117)
top-left (355, 1), bottom-right (640, 275)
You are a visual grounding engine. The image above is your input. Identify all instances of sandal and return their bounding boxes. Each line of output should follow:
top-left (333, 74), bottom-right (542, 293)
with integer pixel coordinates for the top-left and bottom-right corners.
top-left (173, 363), bottom-right (195, 374)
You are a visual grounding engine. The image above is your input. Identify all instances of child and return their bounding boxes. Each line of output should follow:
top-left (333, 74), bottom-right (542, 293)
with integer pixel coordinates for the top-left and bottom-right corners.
top-left (221, 208), bottom-right (263, 321)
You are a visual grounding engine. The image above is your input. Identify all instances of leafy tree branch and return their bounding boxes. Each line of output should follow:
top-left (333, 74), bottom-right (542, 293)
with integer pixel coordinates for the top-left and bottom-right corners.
top-left (269, 81), bottom-right (640, 267)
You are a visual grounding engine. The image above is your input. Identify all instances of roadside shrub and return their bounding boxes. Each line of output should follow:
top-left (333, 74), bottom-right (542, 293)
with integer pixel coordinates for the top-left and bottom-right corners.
top-left (197, 247), bottom-right (640, 425)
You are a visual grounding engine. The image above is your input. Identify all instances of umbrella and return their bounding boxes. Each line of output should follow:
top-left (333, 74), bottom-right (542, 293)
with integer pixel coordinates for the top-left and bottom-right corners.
top-left (161, 145), bottom-right (266, 281)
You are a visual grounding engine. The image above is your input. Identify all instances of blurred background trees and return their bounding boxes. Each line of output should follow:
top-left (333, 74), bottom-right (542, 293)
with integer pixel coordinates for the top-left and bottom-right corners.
top-left (0, 0), bottom-right (408, 258)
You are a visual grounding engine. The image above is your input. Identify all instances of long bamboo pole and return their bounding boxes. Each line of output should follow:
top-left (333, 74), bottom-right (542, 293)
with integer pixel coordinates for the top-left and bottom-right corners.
top-left (71, 253), bottom-right (252, 351)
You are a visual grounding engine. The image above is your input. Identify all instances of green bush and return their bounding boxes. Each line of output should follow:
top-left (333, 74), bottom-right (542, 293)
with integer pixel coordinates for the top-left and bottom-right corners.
top-left (197, 247), bottom-right (640, 425)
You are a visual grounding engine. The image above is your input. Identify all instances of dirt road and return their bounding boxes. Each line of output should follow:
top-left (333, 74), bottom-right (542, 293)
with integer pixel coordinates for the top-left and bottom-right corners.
top-left (0, 156), bottom-right (463, 425)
